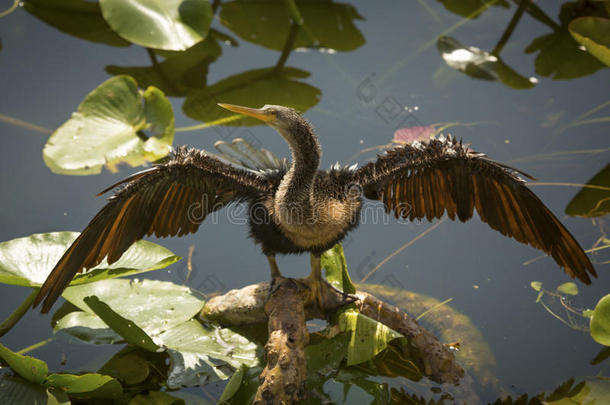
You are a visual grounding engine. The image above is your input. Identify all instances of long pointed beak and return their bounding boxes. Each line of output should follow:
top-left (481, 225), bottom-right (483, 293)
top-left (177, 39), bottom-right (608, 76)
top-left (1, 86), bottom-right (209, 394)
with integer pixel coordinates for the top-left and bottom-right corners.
top-left (217, 103), bottom-right (276, 123)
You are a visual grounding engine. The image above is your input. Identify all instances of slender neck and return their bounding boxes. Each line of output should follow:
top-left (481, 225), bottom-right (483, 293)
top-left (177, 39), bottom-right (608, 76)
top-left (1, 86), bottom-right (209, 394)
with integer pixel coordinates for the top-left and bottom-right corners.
top-left (275, 120), bottom-right (321, 210)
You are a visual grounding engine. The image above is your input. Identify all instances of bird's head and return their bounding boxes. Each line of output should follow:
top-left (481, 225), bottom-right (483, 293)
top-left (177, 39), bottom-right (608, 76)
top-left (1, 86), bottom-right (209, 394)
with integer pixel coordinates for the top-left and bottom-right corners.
top-left (217, 103), bottom-right (315, 148)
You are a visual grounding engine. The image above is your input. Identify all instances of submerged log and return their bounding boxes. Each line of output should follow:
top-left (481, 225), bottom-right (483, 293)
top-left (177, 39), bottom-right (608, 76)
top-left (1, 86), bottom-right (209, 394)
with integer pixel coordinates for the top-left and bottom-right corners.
top-left (200, 279), bottom-right (464, 403)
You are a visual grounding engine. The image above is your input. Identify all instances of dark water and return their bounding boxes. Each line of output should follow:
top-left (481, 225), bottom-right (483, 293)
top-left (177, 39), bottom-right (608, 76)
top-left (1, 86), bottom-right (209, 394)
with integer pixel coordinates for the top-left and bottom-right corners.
top-left (1, 1), bottom-right (609, 403)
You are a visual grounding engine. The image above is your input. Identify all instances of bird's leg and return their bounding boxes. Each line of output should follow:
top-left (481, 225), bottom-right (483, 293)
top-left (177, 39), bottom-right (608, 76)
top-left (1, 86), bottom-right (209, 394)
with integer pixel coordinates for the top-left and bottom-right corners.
top-left (306, 253), bottom-right (324, 312)
top-left (305, 253), bottom-right (358, 315)
top-left (267, 255), bottom-right (284, 293)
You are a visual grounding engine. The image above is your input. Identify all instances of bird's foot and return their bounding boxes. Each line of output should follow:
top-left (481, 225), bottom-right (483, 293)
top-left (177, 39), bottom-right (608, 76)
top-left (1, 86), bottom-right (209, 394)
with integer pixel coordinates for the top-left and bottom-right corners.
top-left (299, 277), bottom-right (358, 317)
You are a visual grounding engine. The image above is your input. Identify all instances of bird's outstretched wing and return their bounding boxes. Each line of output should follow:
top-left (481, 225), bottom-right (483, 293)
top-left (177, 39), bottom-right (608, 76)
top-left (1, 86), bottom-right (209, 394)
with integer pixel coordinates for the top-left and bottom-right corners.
top-left (34, 147), bottom-right (270, 313)
top-left (352, 136), bottom-right (596, 284)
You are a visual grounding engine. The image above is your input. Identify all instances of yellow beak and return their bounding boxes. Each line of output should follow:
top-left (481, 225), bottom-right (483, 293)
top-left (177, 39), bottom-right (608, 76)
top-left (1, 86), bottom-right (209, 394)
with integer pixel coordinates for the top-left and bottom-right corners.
top-left (217, 103), bottom-right (276, 122)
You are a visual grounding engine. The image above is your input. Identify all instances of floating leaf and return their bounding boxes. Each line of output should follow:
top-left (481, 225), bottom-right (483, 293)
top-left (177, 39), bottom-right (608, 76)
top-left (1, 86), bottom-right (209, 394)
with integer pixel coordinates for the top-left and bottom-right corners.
top-left (556, 282), bottom-right (579, 296)
top-left (98, 347), bottom-right (159, 386)
top-left (83, 296), bottom-right (160, 352)
top-left (0, 343), bottom-right (48, 385)
top-left (99, 0), bottom-right (213, 51)
top-left (566, 164), bottom-right (610, 218)
top-left (0, 232), bottom-right (179, 287)
top-left (218, 365), bottom-right (245, 403)
top-left (157, 320), bottom-right (260, 388)
top-left (219, 0), bottom-right (364, 52)
top-left (183, 67), bottom-right (320, 126)
top-left (23, 0), bottom-right (130, 47)
top-left (590, 294), bottom-right (610, 346)
top-left (545, 377), bottom-right (610, 404)
top-left (106, 36), bottom-right (222, 97)
top-left (43, 76), bottom-right (174, 175)
top-left (53, 310), bottom-right (122, 344)
top-left (525, 29), bottom-right (604, 80)
top-left (321, 244), bottom-right (355, 294)
top-left (530, 281), bottom-right (543, 292)
top-left (569, 17), bottom-right (610, 67)
top-left (337, 309), bottom-right (404, 366)
top-left (0, 374), bottom-right (69, 405)
top-left (45, 373), bottom-right (122, 400)
top-left (61, 279), bottom-right (204, 337)
top-left (437, 36), bottom-right (536, 88)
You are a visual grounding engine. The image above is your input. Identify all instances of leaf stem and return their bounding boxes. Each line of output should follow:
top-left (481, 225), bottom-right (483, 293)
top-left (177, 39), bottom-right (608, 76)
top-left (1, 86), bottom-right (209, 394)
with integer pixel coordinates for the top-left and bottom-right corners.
top-left (492, 0), bottom-right (528, 55)
top-left (0, 0), bottom-right (19, 18)
top-left (0, 288), bottom-right (40, 338)
top-left (17, 338), bottom-right (53, 355)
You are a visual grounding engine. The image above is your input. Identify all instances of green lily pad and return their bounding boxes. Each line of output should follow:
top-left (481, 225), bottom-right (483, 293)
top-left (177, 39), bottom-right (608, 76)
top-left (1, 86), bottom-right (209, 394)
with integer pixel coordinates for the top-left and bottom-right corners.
top-left (337, 309), bottom-right (404, 366)
top-left (98, 347), bottom-right (164, 387)
top-left (61, 279), bottom-right (204, 337)
top-left (322, 243), bottom-right (356, 294)
top-left (525, 29), bottom-right (605, 80)
top-left (83, 296), bottom-right (160, 352)
top-left (219, 0), bottom-right (364, 52)
top-left (99, 0), bottom-right (212, 51)
top-left (590, 294), bottom-right (610, 346)
top-left (0, 343), bottom-right (48, 385)
top-left (183, 67), bottom-right (320, 126)
top-left (530, 281), bottom-right (543, 291)
top-left (569, 17), bottom-right (610, 67)
top-left (45, 373), bottom-right (122, 400)
top-left (106, 35), bottom-right (222, 97)
top-left (0, 232), bottom-right (180, 287)
top-left (156, 319), bottom-right (260, 388)
top-left (566, 164), bottom-right (610, 218)
top-left (24, 0), bottom-right (130, 47)
top-left (0, 374), bottom-right (69, 405)
top-left (556, 282), bottom-right (579, 296)
top-left (53, 310), bottom-right (122, 344)
top-left (43, 75), bottom-right (174, 175)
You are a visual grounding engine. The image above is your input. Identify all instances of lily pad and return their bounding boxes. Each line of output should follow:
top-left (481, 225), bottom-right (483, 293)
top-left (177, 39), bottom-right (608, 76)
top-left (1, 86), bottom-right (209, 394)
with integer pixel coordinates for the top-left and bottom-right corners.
top-left (590, 294), bottom-right (610, 346)
top-left (0, 232), bottom-right (179, 287)
top-left (53, 310), bottom-right (122, 344)
top-left (99, 0), bottom-right (213, 51)
top-left (156, 319), bottom-right (260, 388)
top-left (569, 17), bottom-right (610, 67)
top-left (183, 67), bottom-right (320, 126)
top-left (61, 279), bottom-right (205, 337)
top-left (24, 0), bottom-right (130, 47)
top-left (556, 282), bottom-right (579, 296)
top-left (566, 164), bottom-right (610, 218)
top-left (45, 373), bottom-right (122, 400)
top-left (0, 343), bottom-right (48, 385)
top-left (219, 0), bottom-right (364, 52)
top-left (106, 35), bottom-right (222, 97)
top-left (43, 75), bottom-right (174, 175)
top-left (129, 391), bottom-right (185, 405)
top-left (0, 375), bottom-right (69, 405)
top-left (83, 295), bottom-right (160, 352)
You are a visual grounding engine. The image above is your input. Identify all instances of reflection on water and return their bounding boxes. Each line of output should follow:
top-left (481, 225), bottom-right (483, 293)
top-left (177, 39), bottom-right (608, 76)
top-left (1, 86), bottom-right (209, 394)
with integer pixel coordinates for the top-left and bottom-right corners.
top-left (0, 0), bottom-right (609, 403)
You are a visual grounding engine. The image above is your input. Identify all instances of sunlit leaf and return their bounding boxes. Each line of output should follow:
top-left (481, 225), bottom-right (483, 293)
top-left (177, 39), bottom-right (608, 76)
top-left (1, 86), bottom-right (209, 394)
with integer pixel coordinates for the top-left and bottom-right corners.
top-left (337, 309), bottom-right (404, 366)
top-left (61, 279), bottom-right (204, 337)
top-left (219, 0), bottom-right (365, 52)
top-left (590, 294), bottom-right (610, 346)
top-left (24, 0), bottom-right (130, 47)
top-left (106, 35), bottom-right (222, 97)
top-left (45, 373), bottom-right (122, 400)
top-left (525, 30), bottom-right (605, 80)
top-left (99, 0), bottom-right (213, 51)
top-left (157, 319), bottom-right (260, 388)
top-left (0, 343), bottom-right (48, 385)
top-left (53, 310), bottom-right (122, 344)
top-left (218, 365), bottom-right (245, 403)
top-left (437, 36), bottom-right (536, 88)
top-left (183, 67), bottom-right (320, 126)
top-left (566, 164), bottom-right (610, 218)
top-left (569, 17), bottom-right (610, 67)
top-left (43, 76), bottom-right (174, 175)
top-left (83, 296), bottom-right (160, 352)
top-left (321, 244), bottom-right (356, 294)
top-left (530, 281), bottom-right (543, 291)
top-left (0, 232), bottom-right (179, 287)
top-left (556, 282), bottom-right (579, 296)
top-left (0, 375), bottom-right (69, 405)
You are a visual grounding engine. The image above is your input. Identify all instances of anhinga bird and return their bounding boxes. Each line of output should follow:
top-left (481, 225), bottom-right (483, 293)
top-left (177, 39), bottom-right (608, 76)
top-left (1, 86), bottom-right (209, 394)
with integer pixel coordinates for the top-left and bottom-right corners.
top-left (33, 103), bottom-right (596, 313)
